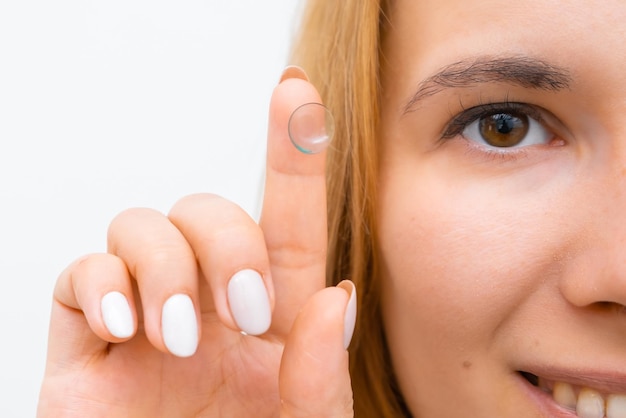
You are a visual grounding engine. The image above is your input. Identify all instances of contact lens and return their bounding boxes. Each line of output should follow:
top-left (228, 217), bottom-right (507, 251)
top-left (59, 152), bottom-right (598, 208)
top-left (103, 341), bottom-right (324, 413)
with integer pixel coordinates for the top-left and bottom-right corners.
top-left (287, 102), bottom-right (335, 154)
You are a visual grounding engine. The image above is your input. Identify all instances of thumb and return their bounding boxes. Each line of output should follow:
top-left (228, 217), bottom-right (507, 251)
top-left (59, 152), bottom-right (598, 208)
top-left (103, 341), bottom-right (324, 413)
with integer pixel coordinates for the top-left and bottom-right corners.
top-left (279, 281), bottom-right (357, 418)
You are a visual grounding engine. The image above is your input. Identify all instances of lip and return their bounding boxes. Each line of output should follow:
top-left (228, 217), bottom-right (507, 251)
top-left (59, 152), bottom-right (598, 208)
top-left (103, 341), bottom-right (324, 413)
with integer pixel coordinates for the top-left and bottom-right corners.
top-left (515, 372), bottom-right (578, 418)
top-left (520, 366), bottom-right (626, 396)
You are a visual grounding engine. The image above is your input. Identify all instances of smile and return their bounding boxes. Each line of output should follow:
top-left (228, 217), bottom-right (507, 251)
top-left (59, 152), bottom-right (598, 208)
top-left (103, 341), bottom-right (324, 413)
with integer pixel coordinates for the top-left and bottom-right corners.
top-left (521, 372), bottom-right (626, 418)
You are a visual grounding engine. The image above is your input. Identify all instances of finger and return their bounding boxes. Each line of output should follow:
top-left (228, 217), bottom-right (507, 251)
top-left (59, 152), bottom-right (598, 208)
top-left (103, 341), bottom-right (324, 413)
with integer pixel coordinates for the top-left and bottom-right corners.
top-left (260, 67), bottom-right (330, 334)
top-left (107, 208), bottom-right (200, 357)
top-left (47, 253), bottom-right (136, 366)
top-left (168, 193), bottom-right (273, 336)
top-left (279, 281), bottom-right (356, 418)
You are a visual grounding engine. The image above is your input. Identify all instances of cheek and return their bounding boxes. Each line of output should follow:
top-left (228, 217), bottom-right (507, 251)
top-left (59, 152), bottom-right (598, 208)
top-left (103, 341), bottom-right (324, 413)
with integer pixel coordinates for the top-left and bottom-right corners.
top-left (380, 192), bottom-right (532, 347)
top-left (376, 158), bottom-right (581, 403)
top-left (379, 168), bottom-right (562, 329)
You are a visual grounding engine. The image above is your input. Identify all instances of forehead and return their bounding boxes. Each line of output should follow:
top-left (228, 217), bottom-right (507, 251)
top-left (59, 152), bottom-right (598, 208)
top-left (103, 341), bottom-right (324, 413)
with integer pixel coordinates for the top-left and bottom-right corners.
top-left (381, 0), bottom-right (626, 117)
top-left (383, 0), bottom-right (626, 106)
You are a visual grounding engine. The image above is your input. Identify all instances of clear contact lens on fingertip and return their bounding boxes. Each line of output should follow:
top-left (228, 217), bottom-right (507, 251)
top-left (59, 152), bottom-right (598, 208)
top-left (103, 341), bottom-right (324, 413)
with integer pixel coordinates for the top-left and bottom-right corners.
top-left (288, 102), bottom-right (335, 154)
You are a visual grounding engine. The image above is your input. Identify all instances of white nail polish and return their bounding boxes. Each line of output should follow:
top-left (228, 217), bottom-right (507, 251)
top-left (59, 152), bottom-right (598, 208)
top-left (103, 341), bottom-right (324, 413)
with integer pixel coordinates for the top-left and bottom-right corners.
top-left (342, 282), bottom-right (357, 350)
top-left (101, 291), bottom-right (134, 338)
top-left (161, 294), bottom-right (198, 357)
top-left (227, 269), bottom-right (272, 336)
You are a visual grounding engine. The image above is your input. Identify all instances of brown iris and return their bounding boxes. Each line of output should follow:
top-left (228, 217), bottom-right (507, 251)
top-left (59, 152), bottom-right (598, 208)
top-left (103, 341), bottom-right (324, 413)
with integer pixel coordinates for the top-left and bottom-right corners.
top-left (478, 112), bottom-right (529, 147)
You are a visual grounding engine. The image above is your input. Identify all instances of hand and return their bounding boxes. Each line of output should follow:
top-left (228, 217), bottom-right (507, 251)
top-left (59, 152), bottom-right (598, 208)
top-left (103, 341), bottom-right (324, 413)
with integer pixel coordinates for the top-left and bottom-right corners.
top-left (37, 67), bottom-right (356, 418)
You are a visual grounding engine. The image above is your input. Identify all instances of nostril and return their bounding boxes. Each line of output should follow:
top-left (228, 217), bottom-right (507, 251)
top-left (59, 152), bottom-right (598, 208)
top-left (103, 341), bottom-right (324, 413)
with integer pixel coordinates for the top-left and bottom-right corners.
top-left (612, 303), bottom-right (626, 316)
top-left (591, 301), bottom-right (625, 314)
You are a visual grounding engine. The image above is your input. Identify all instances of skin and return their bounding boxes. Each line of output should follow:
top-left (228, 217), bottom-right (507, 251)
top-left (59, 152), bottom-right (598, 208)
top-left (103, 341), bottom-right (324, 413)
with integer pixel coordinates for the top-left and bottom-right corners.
top-left (378, 0), bottom-right (626, 416)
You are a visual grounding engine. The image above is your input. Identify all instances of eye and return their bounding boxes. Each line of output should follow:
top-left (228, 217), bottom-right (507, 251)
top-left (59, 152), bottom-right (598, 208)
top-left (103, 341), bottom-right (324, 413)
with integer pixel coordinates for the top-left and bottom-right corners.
top-left (464, 111), bottom-right (550, 149)
top-left (443, 103), bottom-right (554, 151)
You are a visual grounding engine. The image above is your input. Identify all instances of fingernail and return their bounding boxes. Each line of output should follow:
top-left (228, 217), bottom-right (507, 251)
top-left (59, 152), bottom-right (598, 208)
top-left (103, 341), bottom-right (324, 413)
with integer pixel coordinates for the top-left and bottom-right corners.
top-left (161, 294), bottom-right (198, 357)
top-left (337, 280), bottom-right (357, 350)
top-left (101, 291), bottom-right (134, 338)
top-left (279, 65), bottom-right (309, 83)
top-left (288, 102), bottom-right (335, 154)
top-left (227, 269), bottom-right (272, 336)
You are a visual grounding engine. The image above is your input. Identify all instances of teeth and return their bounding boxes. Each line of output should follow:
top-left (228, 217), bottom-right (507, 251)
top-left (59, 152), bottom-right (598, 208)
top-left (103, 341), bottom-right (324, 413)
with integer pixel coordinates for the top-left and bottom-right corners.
top-left (576, 388), bottom-right (605, 418)
top-left (537, 375), bottom-right (626, 418)
top-left (607, 394), bottom-right (626, 418)
top-left (553, 382), bottom-right (577, 410)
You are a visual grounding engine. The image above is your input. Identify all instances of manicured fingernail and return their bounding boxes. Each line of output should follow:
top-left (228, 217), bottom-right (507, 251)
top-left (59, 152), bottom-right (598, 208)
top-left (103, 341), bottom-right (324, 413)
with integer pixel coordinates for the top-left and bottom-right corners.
top-left (101, 291), bottom-right (134, 338)
top-left (161, 294), bottom-right (198, 357)
top-left (227, 269), bottom-right (272, 336)
top-left (337, 280), bottom-right (357, 350)
top-left (288, 102), bottom-right (335, 154)
top-left (279, 65), bottom-right (309, 83)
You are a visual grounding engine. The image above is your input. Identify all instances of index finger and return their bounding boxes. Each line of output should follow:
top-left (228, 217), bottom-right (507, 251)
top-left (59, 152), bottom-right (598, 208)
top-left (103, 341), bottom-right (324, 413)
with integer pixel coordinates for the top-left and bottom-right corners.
top-left (260, 67), bottom-right (331, 334)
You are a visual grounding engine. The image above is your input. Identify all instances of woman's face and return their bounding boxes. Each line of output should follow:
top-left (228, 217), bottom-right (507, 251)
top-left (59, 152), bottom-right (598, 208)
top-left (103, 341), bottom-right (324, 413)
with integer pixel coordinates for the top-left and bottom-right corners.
top-left (377, 0), bottom-right (626, 416)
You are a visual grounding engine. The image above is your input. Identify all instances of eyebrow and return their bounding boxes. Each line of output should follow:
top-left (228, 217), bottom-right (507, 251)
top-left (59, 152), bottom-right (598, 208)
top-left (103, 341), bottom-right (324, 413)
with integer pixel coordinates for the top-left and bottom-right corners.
top-left (403, 55), bottom-right (572, 113)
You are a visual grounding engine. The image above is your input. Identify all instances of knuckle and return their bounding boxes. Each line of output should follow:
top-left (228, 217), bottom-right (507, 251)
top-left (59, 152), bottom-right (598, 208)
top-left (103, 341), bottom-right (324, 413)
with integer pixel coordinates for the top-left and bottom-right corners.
top-left (134, 245), bottom-right (196, 276)
top-left (70, 253), bottom-right (123, 281)
top-left (107, 207), bottom-right (162, 249)
top-left (268, 242), bottom-right (327, 271)
top-left (168, 193), bottom-right (222, 221)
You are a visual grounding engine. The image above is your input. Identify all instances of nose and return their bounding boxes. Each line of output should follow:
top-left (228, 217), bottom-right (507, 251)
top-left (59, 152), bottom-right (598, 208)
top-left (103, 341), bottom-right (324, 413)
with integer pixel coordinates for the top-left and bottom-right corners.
top-left (559, 241), bottom-right (626, 310)
top-left (559, 166), bottom-right (626, 311)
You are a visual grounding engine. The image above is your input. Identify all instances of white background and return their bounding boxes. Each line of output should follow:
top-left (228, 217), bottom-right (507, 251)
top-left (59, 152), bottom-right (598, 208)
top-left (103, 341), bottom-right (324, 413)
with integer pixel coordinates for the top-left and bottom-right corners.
top-left (0, 1), bottom-right (302, 415)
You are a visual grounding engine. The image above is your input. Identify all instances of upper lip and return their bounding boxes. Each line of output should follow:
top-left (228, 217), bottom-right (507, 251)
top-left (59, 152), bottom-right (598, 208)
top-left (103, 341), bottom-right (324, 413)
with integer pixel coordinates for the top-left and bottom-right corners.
top-left (520, 366), bottom-right (626, 395)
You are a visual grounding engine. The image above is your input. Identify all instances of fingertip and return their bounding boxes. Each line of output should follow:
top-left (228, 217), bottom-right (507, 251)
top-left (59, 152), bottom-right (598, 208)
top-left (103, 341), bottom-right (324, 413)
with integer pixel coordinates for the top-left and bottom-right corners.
top-left (49, 254), bottom-right (137, 362)
top-left (279, 286), bottom-right (355, 416)
top-left (279, 66), bottom-right (334, 156)
top-left (283, 286), bottom-right (350, 357)
top-left (64, 254), bottom-right (138, 342)
top-left (268, 73), bottom-right (326, 175)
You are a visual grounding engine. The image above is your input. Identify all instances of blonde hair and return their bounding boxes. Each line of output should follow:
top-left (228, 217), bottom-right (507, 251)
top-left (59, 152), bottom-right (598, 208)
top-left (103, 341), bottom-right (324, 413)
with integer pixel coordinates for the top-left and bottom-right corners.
top-left (290, 1), bottom-right (409, 416)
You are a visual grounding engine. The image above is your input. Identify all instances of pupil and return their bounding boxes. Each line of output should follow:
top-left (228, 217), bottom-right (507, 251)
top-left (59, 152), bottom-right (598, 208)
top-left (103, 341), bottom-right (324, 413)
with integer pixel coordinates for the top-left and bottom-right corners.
top-left (494, 114), bottom-right (515, 134)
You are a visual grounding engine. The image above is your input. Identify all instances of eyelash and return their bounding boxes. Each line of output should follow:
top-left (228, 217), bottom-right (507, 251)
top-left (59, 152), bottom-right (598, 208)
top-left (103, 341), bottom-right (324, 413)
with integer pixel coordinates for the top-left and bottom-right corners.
top-left (441, 101), bottom-right (545, 140)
